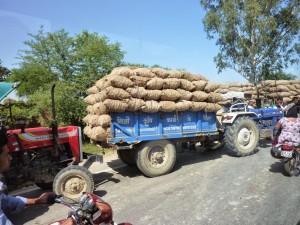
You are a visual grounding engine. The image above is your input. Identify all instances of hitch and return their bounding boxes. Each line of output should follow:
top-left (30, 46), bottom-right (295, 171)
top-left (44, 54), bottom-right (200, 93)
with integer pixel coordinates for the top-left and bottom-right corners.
top-left (81, 154), bottom-right (103, 170)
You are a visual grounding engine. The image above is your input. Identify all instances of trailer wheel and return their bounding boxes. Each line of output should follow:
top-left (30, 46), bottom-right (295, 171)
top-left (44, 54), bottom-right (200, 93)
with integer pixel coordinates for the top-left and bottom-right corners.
top-left (117, 149), bottom-right (136, 165)
top-left (53, 165), bottom-right (94, 202)
top-left (225, 116), bottom-right (259, 156)
top-left (136, 140), bottom-right (176, 177)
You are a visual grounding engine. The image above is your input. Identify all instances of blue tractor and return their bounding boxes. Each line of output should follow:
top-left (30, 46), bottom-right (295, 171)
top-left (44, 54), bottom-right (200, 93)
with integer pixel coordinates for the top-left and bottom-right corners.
top-left (221, 100), bottom-right (284, 156)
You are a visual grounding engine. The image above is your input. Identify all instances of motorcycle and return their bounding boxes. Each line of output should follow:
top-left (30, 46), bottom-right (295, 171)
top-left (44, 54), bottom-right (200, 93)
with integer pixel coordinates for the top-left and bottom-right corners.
top-left (49, 193), bottom-right (132, 225)
top-left (271, 137), bottom-right (300, 176)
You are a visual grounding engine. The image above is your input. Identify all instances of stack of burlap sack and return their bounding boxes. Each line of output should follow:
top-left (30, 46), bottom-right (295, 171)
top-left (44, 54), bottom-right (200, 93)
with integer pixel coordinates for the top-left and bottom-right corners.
top-left (83, 67), bottom-right (225, 142)
top-left (214, 80), bottom-right (300, 103)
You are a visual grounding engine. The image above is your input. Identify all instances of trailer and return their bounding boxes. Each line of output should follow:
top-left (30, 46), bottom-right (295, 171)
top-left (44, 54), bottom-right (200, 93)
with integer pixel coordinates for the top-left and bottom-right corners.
top-left (108, 110), bottom-right (220, 177)
top-left (107, 102), bottom-right (284, 177)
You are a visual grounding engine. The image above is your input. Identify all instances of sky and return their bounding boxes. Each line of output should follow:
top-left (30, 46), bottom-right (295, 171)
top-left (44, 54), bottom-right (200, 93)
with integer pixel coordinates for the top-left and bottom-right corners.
top-left (0, 0), bottom-right (299, 83)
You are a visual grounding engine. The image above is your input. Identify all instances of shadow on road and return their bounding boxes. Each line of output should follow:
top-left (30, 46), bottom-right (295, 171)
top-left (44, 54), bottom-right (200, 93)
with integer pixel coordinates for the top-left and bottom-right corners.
top-left (269, 161), bottom-right (290, 176)
top-left (172, 147), bottom-right (228, 173)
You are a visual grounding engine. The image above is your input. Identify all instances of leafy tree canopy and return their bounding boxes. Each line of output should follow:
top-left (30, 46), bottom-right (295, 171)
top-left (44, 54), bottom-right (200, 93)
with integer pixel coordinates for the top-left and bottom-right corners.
top-left (7, 27), bottom-right (125, 125)
top-left (0, 59), bottom-right (11, 81)
top-left (200, 0), bottom-right (300, 85)
top-left (264, 70), bottom-right (297, 80)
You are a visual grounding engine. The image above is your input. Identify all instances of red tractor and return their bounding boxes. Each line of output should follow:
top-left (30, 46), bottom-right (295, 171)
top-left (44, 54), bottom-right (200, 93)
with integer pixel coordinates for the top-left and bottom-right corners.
top-left (0, 83), bottom-right (102, 201)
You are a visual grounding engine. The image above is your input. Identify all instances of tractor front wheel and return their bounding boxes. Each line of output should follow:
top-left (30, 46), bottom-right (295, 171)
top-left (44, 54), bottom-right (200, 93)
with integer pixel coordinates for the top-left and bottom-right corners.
top-left (53, 165), bottom-right (94, 202)
top-left (224, 116), bottom-right (259, 156)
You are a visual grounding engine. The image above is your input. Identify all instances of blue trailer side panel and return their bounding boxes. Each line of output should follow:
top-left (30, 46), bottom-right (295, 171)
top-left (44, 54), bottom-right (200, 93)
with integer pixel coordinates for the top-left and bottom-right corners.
top-left (109, 111), bottom-right (218, 144)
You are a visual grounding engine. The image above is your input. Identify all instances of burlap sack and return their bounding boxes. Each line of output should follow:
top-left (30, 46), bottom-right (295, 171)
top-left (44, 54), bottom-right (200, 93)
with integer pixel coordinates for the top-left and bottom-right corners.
top-left (182, 72), bottom-right (204, 81)
top-left (179, 79), bottom-right (195, 91)
top-left (133, 68), bottom-right (156, 78)
top-left (283, 97), bottom-right (292, 102)
top-left (110, 75), bottom-right (134, 89)
top-left (110, 66), bottom-right (134, 78)
top-left (163, 78), bottom-right (181, 89)
top-left (168, 70), bottom-right (183, 79)
top-left (96, 114), bottom-right (111, 127)
top-left (126, 98), bottom-right (145, 112)
top-left (207, 92), bottom-right (225, 103)
top-left (205, 103), bottom-right (221, 112)
top-left (103, 79), bottom-right (112, 88)
top-left (95, 78), bottom-right (107, 90)
top-left (287, 85), bottom-right (297, 92)
top-left (141, 100), bottom-right (161, 113)
top-left (176, 100), bottom-right (192, 111)
top-left (146, 77), bottom-right (165, 90)
top-left (93, 102), bottom-right (109, 115)
top-left (126, 87), bottom-right (147, 98)
top-left (219, 100), bottom-right (231, 105)
top-left (192, 80), bottom-right (207, 91)
top-left (270, 85), bottom-right (290, 92)
top-left (144, 90), bottom-right (161, 100)
top-left (84, 95), bottom-right (97, 105)
top-left (86, 105), bottom-right (94, 114)
top-left (83, 114), bottom-right (93, 125)
top-left (218, 83), bottom-right (230, 89)
top-left (105, 86), bottom-right (130, 100)
top-left (159, 101), bottom-right (177, 112)
top-left (150, 67), bottom-right (169, 78)
top-left (190, 102), bottom-right (207, 111)
top-left (229, 87), bottom-right (242, 92)
top-left (161, 89), bottom-right (182, 101)
top-left (295, 84), bottom-right (300, 89)
top-left (94, 91), bottom-right (108, 102)
top-left (90, 126), bottom-right (107, 141)
top-left (276, 80), bottom-right (291, 86)
top-left (130, 75), bottom-right (151, 87)
top-left (204, 82), bottom-right (220, 92)
top-left (87, 86), bottom-right (99, 94)
top-left (192, 91), bottom-right (208, 102)
top-left (177, 89), bottom-right (193, 100)
top-left (83, 126), bottom-right (92, 138)
top-left (103, 99), bottom-right (127, 112)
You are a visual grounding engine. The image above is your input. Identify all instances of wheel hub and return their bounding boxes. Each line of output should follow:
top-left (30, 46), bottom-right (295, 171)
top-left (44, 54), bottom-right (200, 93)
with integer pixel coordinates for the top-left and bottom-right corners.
top-left (237, 128), bottom-right (251, 145)
top-left (149, 147), bottom-right (165, 166)
top-left (64, 176), bottom-right (86, 195)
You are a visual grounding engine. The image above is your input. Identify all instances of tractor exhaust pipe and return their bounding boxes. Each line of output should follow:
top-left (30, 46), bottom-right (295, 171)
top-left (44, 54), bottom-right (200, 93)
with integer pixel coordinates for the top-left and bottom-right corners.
top-left (51, 84), bottom-right (59, 150)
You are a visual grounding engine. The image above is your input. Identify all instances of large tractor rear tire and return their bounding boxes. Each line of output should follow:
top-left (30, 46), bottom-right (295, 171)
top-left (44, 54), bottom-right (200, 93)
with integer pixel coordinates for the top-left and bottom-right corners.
top-left (53, 165), bottom-right (94, 202)
top-left (225, 116), bottom-right (259, 156)
top-left (136, 140), bottom-right (176, 177)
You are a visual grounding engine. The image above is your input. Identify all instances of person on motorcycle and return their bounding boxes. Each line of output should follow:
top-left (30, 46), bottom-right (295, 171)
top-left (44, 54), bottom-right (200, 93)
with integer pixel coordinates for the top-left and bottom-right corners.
top-left (273, 106), bottom-right (300, 146)
top-left (0, 128), bottom-right (74, 225)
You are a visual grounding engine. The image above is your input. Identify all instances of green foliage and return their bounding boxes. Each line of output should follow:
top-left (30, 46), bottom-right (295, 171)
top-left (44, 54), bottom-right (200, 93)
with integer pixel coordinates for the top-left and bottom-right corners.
top-left (7, 27), bottom-right (125, 126)
top-left (0, 99), bottom-right (32, 125)
top-left (0, 59), bottom-right (11, 81)
top-left (200, 0), bottom-right (300, 84)
top-left (264, 70), bottom-right (297, 80)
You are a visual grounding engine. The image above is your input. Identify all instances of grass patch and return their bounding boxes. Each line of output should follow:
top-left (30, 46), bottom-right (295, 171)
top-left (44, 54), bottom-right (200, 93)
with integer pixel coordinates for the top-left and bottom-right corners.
top-left (82, 141), bottom-right (113, 155)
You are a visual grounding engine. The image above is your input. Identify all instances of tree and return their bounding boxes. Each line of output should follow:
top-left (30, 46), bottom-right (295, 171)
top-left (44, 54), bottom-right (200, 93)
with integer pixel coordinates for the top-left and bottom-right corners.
top-left (200, 0), bottom-right (300, 91)
top-left (0, 59), bottom-right (11, 81)
top-left (7, 27), bottom-right (125, 125)
top-left (263, 70), bottom-right (297, 80)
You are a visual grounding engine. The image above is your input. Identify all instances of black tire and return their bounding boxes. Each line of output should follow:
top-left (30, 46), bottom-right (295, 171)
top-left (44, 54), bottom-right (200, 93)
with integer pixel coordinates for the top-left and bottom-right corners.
top-left (136, 140), bottom-right (176, 177)
top-left (117, 149), bottom-right (136, 165)
top-left (284, 159), bottom-right (300, 176)
top-left (35, 182), bottom-right (53, 190)
top-left (224, 116), bottom-right (259, 156)
top-left (53, 165), bottom-right (94, 202)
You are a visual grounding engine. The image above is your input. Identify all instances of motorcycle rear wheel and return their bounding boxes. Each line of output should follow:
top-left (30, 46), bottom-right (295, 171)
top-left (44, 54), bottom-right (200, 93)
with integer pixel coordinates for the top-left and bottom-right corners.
top-left (284, 159), bottom-right (300, 176)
